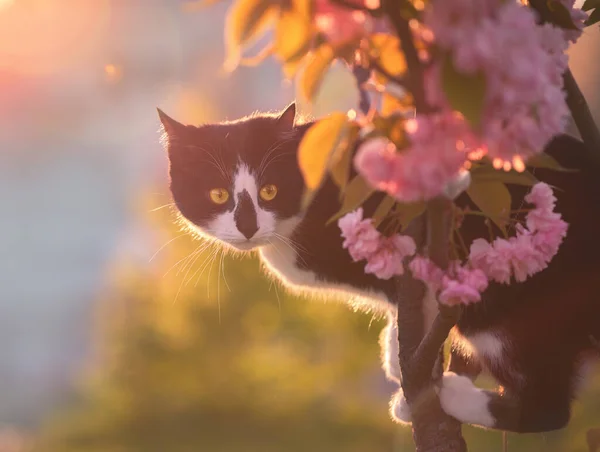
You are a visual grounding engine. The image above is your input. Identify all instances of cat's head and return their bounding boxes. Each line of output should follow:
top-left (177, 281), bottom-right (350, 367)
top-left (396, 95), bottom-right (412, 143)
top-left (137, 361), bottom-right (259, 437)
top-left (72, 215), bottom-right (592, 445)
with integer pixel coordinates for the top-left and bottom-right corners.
top-left (158, 103), bottom-right (307, 252)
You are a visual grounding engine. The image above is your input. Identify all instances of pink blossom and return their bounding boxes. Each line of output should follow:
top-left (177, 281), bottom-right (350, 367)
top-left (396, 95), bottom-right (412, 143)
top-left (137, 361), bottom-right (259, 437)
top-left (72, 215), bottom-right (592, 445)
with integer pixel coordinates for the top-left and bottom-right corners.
top-left (468, 183), bottom-right (568, 284)
top-left (469, 238), bottom-right (512, 284)
top-left (409, 257), bottom-right (489, 306)
top-left (364, 234), bottom-right (417, 280)
top-left (353, 138), bottom-right (397, 193)
top-left (409, 256), bottom-right (444, 286)
top-left (439, 279), bottom-right (482, 306)
top-left (524, 182), bottom-right (556, 212)
top-left (532, 220), bottom-right (568, 261)
top-left (338, 208), bottom-right (380, 261)
top-left (355, 112), bottom-right (474, 202)
top-left (424, 0), bottom-right (576, 164)
top-left (314, 0), bottom-right (376, 44)
top-left (338, 209), bottom-right (417, 280)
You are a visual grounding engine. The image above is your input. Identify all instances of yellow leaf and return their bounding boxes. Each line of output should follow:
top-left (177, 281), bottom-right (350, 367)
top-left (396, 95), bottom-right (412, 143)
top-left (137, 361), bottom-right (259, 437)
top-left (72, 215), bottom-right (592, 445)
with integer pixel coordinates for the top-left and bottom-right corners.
top-left (274, 9), bottom-right (313, 63)
top-left (300, 44), bottom-right (335, 102)
top-left (369, 33), bottom-right (407, 78)
top-left (225, 0), bottom-right (277, 70)
top-left (330, 125), bottom-right (359, 190)
top-left (298, 112), bottom-right (349, 190)
top-left (466, 180), bottom-right (512, 231)
top-left (327, 175), bottom-right (375, 225)
top-left (292, 0), bottom-right (313, 19)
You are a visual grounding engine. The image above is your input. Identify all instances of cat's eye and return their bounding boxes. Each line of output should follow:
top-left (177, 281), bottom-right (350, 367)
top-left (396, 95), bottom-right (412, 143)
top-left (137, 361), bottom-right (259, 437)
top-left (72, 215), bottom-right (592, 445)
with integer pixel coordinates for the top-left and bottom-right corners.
top-left (209, 188), bottom-right (230, 204)
top-left (259, 184), bottom-right (278, 201)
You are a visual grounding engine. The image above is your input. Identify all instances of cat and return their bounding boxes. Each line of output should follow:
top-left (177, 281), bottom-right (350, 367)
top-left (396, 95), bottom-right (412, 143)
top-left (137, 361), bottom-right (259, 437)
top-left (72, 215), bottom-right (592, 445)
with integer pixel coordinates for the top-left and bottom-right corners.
top-left (157, 102), bottom-right (600, 434)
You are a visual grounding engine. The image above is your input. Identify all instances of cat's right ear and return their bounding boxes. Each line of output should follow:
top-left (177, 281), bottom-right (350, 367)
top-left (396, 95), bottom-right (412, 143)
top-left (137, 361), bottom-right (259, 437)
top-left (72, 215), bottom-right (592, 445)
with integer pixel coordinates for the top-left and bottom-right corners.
top-left (277, 102), bottom-right (296, 130)
top-left (157, 108), bottom-right (186, 139)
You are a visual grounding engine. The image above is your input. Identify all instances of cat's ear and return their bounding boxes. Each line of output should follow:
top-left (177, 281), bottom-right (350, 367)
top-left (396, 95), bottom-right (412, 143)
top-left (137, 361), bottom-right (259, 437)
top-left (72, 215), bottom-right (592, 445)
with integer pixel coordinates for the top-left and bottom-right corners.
top-left (277, 102), bottom-right (296, 130)
top-left (157, 108), bottom-right (186, 138)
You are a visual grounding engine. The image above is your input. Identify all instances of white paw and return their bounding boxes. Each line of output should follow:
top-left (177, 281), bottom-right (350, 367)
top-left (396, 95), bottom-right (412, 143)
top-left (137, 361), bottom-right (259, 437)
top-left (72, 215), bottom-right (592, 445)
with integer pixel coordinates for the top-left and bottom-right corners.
top-left (380, 312), bottom-right (401, 384)
top-left (438, 372), bottom-right (495, 427)
top-left (390, 388), bottom-right (412, 424)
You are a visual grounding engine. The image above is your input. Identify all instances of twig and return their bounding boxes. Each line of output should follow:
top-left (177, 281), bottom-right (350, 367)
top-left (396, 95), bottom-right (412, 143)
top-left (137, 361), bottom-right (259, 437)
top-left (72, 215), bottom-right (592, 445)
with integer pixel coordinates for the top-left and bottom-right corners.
top-left (528, 0), bottom-right (600, 166)
top-left (380, 0), bottom-right (432, 114)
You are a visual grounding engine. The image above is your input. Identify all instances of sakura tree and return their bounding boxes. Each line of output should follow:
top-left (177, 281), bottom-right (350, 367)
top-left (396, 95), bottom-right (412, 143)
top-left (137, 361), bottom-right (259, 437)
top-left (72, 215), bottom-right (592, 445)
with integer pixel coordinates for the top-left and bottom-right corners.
top-left (215, 0), bottom-right (600, 450)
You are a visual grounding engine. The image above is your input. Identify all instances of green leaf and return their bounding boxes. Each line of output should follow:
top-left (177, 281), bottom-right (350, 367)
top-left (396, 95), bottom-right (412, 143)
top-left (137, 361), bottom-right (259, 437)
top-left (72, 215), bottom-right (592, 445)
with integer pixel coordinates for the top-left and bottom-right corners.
top-left (224, 0), bottom-right (277, 70)
top-left (582, 0), bottom-right (600, 11)
top-left (470, 165), bottom-right (538, 186)
top-left (547, 0), bottom-right (581, 29)
top-left (330, 125), bottom-right (359, 190)
top-left (327, 175), bottom-right (375, 225)
top-left (466, 180), bottom-right (512, 231)
top-left (300, 44), bottom-right (335, 102)
top-left (372, 196), bottom-right (396, 227)
top-left (298, 112), bottom-right (349, 190)
top-left (526, 153), bottom-right (578, 172)
top-left (585, 7), bottom-right (600, 25)
top-left (274, 10), bottom-right (313, 63)
top-left (441, 54), bottom-right (486, 129)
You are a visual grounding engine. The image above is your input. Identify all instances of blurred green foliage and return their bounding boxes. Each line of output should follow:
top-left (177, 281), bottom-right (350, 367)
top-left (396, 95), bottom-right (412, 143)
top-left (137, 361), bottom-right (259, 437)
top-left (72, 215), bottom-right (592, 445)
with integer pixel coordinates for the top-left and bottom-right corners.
top-left (34, 208), bottom-right (600, 451)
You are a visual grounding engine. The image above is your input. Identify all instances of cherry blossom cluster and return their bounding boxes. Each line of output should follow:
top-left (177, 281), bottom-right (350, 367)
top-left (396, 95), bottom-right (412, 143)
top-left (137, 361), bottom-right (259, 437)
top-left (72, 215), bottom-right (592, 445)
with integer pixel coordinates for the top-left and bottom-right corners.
top-left (349, 0), bottom-right (587, 203)
top-left (339, 183), bottom-right (568, 305)
top-left (424, 0), bottom-right (587, 166)
top-left (468, 182), bottom-right (568, 284)
top-left (355, 112), bottom-right (475, 203)
top-left (338, 208), bottom-right (417, 279)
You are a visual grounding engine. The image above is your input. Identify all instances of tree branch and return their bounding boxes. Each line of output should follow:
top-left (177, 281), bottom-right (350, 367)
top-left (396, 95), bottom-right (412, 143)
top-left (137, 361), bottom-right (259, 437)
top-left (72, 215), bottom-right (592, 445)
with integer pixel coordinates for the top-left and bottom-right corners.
top-left (380, 0), bottom-right (432, 114)
top-left (528, 0), bottom-right (600, 165)
top-left (378, 1), bottom-right (466, 450)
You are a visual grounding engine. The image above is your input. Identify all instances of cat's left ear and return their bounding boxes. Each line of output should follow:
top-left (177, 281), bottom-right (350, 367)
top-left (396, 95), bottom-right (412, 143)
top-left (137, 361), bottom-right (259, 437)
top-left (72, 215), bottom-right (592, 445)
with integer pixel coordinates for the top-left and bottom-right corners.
top-left (157, 108), bottom-right (186, 138)
top-left (277, 102), bottom-right (296, 130)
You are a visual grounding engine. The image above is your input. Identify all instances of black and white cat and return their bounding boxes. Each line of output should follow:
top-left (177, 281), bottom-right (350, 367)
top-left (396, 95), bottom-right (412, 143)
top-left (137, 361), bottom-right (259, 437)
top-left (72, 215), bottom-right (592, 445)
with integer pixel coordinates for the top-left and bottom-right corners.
top-left (157, 103), bottom-right (600, 434)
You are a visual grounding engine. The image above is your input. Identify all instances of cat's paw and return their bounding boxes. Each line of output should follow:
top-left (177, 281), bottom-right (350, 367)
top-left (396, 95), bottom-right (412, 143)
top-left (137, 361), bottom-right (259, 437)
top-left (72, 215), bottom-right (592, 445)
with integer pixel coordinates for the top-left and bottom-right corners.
top-left (390, 388), bottom-right (412, 424)
top-left (438, 372), bottom-right (495, 427)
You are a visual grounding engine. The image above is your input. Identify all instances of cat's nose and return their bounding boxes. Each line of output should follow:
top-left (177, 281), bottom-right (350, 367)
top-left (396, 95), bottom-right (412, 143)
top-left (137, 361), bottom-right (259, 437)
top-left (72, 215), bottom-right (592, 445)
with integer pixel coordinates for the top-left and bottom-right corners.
top-left (238, 221), bottom-right (258, 240)
top-left (234, 190), bottom-right (259, 240)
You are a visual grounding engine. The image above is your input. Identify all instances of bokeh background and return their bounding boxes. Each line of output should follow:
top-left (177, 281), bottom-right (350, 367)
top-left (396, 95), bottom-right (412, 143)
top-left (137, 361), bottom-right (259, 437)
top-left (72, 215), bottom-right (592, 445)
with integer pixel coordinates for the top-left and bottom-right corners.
top-left (1, 0), bottom-right (599, 450)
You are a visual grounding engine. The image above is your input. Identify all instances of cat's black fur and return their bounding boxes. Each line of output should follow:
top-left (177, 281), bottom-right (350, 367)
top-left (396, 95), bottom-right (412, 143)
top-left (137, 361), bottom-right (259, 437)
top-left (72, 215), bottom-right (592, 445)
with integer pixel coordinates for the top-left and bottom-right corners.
top-left (159, 103), bottom-right (600, 433)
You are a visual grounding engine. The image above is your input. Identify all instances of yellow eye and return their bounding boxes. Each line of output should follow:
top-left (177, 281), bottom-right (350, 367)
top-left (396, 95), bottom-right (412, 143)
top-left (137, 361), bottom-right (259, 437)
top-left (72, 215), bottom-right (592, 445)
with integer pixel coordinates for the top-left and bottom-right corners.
top-left (209, 188), bottom-right (229, 204)
top-left (260, 184), bottom-right (278, 201)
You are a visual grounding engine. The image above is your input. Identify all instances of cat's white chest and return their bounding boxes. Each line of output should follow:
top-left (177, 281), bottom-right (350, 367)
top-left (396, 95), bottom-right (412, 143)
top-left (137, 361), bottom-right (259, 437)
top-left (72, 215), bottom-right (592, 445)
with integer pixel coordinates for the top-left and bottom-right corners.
top-left (258, 244), bottom-right (390, 312)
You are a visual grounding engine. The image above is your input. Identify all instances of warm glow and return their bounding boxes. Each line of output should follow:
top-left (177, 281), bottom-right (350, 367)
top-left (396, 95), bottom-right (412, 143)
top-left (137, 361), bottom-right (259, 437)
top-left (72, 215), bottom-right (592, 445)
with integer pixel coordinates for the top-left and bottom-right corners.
top-left (493, 158), bottom-right (504, 169)
top-left (512, 156), bottom-right (526, 172)
top-left (404, 118), bottom-right (418, 134)
top-left (468, 147), bottom-right (486, 161)
top-left (0, 0), bottom-right (14, 11)
top-left (104, 63), bottom-right (122, 83)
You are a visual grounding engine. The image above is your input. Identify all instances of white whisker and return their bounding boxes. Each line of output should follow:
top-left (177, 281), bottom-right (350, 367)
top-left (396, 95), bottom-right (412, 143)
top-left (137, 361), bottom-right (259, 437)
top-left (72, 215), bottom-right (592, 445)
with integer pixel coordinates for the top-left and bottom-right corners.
top-left (149, 233), bottom-right (187, 262)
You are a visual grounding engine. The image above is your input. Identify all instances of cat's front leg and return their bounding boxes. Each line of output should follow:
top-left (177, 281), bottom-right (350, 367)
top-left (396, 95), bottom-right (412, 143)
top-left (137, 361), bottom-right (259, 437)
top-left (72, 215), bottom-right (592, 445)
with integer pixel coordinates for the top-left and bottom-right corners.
top-left (379, 311), bottom-right (413, 424)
